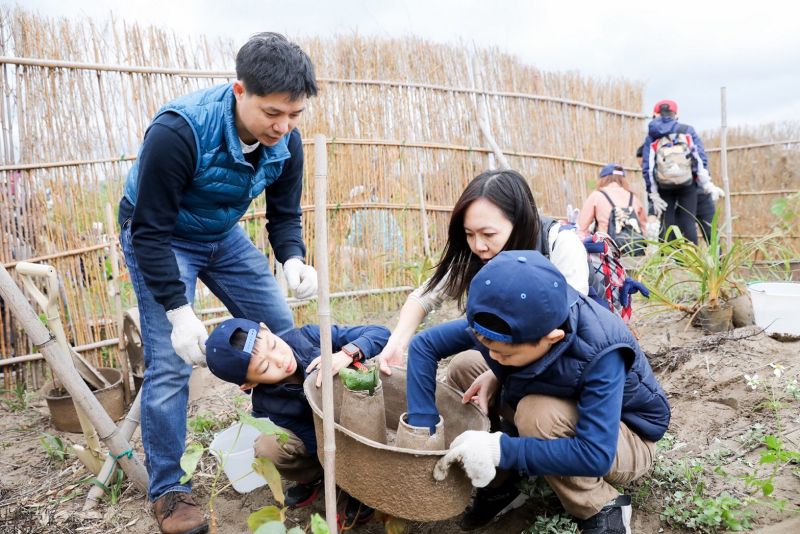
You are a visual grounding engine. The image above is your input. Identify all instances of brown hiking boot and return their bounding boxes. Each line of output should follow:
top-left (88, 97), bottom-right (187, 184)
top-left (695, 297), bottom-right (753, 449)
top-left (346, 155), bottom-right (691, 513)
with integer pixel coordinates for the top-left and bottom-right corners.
top-left (153, 491), bottom-right (208, 534)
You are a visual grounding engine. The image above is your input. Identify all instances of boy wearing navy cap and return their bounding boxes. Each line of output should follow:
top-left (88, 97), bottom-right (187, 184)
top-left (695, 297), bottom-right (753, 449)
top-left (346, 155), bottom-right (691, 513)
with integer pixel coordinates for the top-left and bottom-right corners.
top-left (405, 250), bottom-right (669, 533)
top-left (205, 318), bottom-right (390, 522)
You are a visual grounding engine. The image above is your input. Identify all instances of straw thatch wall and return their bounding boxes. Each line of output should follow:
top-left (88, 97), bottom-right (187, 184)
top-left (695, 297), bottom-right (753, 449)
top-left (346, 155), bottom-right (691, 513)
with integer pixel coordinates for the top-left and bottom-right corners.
top-left (702, 122), bottom-right (800, 248)
top-left (0, 8), bottom-right (649, 386)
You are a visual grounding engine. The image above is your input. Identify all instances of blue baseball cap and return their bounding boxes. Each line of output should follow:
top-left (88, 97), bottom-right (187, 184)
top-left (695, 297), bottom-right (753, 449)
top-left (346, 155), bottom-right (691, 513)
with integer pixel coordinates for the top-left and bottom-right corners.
top-left (599, 163), bottom-right (625, 178)
top-left (205, 318), bottom-right (260, 385)
top-left (467, 250), bottom-right (569, 343)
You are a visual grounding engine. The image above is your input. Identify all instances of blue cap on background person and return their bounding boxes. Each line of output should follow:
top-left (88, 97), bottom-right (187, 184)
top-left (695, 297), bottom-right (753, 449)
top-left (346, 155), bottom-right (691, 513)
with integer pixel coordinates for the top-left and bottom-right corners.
top-left (466, 250), bottom-right (570, 343)
top-left (205, 317), bottom-right (260, 385)
top-left (599, 163), bottom-right (625, 178)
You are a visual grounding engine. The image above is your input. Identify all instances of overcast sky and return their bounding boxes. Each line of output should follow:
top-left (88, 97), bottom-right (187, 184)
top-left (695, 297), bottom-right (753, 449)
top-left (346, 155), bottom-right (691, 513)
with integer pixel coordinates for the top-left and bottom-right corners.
top-left (14, 0), bottom-right (800, 133)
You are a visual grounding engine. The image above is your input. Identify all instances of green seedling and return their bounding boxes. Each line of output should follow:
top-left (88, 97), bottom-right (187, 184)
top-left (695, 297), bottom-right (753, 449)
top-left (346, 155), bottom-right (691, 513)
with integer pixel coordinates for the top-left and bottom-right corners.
top-left (1, 381), bottom-right (31, 412)
top-left (40, 432), bottom-right (68, 463)
top-left (523, 514), bottom-right (578, 534)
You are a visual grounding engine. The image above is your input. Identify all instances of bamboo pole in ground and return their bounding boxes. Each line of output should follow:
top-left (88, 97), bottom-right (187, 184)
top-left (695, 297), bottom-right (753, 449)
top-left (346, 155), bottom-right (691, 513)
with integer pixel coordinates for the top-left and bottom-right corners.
top-left (105, 203), bottom-right (131, 405)
top-left (720, 87), bottom-right (733, 248)
top-left (83, 389), bottom-right (142, 510)
top-left (0, 262), bottom-right (148, 492)
top-left (314, 134), bottom-right (338, 534)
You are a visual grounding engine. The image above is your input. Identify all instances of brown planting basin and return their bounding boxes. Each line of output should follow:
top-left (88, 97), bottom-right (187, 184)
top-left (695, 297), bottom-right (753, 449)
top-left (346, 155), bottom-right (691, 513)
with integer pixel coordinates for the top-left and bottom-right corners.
top-left (45, 367), bottom-right (125, 433)
top-left (304, 367), bottom-right (489, 521)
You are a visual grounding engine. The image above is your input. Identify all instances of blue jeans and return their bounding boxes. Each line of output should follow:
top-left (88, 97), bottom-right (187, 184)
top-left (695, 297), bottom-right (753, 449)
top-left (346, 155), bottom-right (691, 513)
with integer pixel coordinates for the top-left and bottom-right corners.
top-left (120, 221), bottom-right (294, 500)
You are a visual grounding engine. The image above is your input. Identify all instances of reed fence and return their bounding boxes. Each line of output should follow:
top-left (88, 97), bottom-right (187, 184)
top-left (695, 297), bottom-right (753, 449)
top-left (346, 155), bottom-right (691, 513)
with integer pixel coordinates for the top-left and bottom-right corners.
top-left (12, 6), bottom-right (780, 389)
top-left (703, 122), bottom-right (800, 248)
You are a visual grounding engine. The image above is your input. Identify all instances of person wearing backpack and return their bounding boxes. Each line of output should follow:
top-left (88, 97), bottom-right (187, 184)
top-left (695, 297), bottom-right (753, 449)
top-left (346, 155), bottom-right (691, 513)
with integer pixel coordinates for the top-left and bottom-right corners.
top-left (641, 100), bottom-right (724, 244)
top-left (577, 164), bottom-right (647, 256)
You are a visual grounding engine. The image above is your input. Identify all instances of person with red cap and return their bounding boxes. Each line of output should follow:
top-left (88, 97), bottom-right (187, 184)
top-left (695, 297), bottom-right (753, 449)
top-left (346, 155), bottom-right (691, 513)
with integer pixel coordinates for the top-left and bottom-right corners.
top-left (640, 100), bottom-right (724, 244)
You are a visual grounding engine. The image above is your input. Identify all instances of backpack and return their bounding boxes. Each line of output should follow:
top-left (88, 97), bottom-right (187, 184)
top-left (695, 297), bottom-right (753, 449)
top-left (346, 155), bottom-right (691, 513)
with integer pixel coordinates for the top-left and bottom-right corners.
top-left (540, 216), bottom-right (645, 323)
top-left (582, 233), bottom-right (634, 322)
top-left (598, 190), bottom-right (646, 257)
top-left (654, 124), bottom-right (693, 189)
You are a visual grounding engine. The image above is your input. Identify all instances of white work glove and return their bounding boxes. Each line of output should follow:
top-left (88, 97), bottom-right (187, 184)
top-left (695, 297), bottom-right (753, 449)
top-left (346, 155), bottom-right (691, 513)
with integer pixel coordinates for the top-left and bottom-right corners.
top-left (433, 430), bottom-right (502, 487)
top-left (648, 191), bottom-right (668, 217)
top-left (165, 304), bottom-right (208, 367)
top-left (283, 258), bottom-right (318, 300)
top-left (703, 182), bottom-right (725, 202)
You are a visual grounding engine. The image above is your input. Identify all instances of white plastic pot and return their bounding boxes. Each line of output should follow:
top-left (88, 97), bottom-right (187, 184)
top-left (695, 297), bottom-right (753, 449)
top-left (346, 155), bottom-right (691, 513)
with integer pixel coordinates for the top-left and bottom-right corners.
top-left (748, 282), bottom-right (800, 338)
top-left (209, 421), bottom-right (266, 493)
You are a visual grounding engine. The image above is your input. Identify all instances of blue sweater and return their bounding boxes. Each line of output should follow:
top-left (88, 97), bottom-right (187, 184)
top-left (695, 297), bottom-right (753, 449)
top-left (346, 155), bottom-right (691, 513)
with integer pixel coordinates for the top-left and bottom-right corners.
top-left (118, 113), bottom-right (306, 311)
top-left (406, 296), bottom-right (669, 477)
top-left (250, 324), bottom-right (390, 454)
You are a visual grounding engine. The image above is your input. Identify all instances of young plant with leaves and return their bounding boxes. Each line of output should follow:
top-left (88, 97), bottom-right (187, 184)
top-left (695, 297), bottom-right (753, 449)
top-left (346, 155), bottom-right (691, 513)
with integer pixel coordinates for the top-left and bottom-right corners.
top-left (180, 412), bottom-right (329, 533)
top-left (641, 212), bottom-right (782, 314)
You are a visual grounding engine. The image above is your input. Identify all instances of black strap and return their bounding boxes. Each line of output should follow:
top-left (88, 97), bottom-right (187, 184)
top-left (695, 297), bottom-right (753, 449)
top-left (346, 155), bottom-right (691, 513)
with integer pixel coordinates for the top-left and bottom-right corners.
top-left (599, 190), bottom-right (616, 208)
top-left (627, 192), bottom-right (634, 208)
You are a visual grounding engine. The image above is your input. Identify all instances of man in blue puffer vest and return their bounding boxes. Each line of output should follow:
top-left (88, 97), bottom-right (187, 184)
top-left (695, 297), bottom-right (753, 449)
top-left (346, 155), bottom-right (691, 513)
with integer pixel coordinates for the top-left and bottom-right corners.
top-left (118, 32), bottom-right (318, 534)
top-left (405, 251), bottom-right (670, 533)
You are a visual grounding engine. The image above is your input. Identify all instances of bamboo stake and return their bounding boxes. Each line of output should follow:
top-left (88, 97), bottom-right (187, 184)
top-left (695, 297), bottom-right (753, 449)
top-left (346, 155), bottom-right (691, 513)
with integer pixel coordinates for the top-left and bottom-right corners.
top-left (83, 389), bottom-right (142, 510)
top-left (469, 54), bottom-right (510, 170)
top-left (314, 134), bottom-right (337, 534)
top-left (416, 173), bottom-right (431, 258)
top-left (720, 87), bottom-right (733, 248)
top-left (105, 203), bottom-right (131, 404)
top-left (0, 262), bottom-right (148, 492)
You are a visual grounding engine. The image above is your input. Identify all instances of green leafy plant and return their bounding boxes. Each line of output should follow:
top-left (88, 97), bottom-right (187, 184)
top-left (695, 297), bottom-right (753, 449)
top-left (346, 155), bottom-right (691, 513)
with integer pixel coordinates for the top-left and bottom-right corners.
top-left (86, 467), bottom-right (125, 504)
top-left (641, 212), bottom-right (781, 314)
top-left (523, 513), bottom-right (578, 533)
top-left (739, 365), bottom-right (800, 508)
top-left (1, 381), bottom-right (31, 412)
top-left (770, 191), bottom-right (800, 236)
top-left (40, 432), bottom-right (69, 463)
top-left (180, 411), bottom-right (329, 533)
top-left (187, 410), bottom-right (239, 444)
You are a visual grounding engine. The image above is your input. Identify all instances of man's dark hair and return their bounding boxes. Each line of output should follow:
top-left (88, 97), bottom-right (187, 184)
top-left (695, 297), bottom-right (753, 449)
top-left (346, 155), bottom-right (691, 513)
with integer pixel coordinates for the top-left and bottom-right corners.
top-left (235, 32), bottom-right (318, 99)
top-left (425, 169), bottom-right (540, 307)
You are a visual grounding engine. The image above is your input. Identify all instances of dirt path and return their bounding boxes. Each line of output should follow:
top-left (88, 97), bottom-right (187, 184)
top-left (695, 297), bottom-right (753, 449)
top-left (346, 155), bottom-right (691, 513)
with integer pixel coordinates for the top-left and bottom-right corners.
top-left (1, 307), bottom-right (799, 533)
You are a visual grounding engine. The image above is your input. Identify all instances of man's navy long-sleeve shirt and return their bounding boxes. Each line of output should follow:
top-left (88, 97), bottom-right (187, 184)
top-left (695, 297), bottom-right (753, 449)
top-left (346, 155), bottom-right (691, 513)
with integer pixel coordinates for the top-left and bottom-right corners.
top-left (119, 112), bottom-right (306, 311)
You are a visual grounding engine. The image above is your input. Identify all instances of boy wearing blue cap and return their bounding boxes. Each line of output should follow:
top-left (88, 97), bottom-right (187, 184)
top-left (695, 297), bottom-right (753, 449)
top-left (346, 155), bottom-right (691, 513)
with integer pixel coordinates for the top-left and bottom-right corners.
top-left (205, 318), bottom-right (390, 523)
top-left (405, 250), bottom-right (669, 533)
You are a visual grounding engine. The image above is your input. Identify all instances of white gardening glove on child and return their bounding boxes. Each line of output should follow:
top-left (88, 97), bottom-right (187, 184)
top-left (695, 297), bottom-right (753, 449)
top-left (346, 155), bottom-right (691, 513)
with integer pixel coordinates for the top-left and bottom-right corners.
top-left (648, 191), bottom-right (668, 217)
top-left (283, 258), bottom-right (318, 300)
top-left (433, 430), bottom-right (502, 487)
top-left (166, 304), bottom-right (208, 367)
top-left (702, 182), bottom-right (725, 202)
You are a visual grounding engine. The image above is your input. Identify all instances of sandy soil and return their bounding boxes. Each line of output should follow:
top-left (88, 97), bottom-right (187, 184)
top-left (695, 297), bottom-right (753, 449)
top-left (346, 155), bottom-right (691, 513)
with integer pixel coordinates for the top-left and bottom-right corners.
top-left (1, 305), bottom-right (799, 534)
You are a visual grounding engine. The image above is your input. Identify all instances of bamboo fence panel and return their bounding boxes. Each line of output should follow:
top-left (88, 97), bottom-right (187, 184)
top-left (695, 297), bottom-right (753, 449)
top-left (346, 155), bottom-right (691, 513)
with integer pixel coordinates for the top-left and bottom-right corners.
top-left (0, 7), bottom-right (649, 386)
top-left (703, 121), bottom-right (800, 250)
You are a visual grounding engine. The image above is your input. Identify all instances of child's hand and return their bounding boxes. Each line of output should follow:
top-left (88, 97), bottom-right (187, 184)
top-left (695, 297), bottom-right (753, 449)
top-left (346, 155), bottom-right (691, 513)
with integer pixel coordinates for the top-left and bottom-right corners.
top-left (461, 370), bottom-right (499, 414)
top-left (306, 351), bottom-right (354, 388)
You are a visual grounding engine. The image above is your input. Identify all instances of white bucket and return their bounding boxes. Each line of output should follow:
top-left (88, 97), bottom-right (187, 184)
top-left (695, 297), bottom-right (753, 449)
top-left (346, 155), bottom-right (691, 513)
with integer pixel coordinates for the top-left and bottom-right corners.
top-left (209, 421), bottom-right (267, 494)
top-left (748, 282), bottom-right (800, 338)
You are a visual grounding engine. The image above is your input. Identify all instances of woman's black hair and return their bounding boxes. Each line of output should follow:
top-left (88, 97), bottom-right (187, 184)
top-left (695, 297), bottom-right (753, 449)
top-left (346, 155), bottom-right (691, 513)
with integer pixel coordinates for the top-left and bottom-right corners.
top-left (424, 169), bottom-right (540, 308)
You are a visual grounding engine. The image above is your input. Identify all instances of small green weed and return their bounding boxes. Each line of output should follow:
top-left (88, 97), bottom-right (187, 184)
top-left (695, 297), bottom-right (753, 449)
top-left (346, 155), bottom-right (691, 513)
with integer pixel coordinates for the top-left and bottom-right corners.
top-left (187, 411), bottom-right (237, 443)
top-left (523, 513), bottom-right (578, 533)
top-left (40, 432), bottom-right (69, 463)
top-left (1, 381), bottom-right (31, 412)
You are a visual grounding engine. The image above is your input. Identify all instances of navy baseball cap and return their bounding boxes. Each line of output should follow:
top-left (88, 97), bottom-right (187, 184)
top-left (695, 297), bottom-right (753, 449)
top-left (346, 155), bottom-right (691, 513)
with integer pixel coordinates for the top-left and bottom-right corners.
top-left (205, 318), bottom-right (261, 385)
top-left (467, 250), bottom-right (569, 343)
top-left (599, 163), bottom-right (625, 178)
